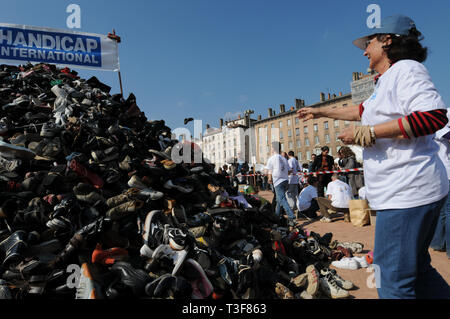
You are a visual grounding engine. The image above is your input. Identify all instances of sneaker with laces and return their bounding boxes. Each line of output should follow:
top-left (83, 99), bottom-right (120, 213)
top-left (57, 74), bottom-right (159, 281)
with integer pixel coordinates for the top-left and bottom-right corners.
top-left (331, 257), bottom-right (359, 270)
top-left (319, 273), bottom-right (350, 299)
top-left (320, 217), bottom-right (332, 223)
top-left (322, 268), bottom-right (354, 290)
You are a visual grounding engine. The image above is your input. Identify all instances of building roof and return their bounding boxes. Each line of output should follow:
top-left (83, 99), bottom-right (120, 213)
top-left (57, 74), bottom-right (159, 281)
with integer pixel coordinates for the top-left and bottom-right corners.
top-left (252, 93), bottom-right (352, 125)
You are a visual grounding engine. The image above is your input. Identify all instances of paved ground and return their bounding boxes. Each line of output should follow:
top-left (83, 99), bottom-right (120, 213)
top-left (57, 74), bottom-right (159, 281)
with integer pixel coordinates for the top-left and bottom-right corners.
top-left (258, 191), bottom-right (450, 299)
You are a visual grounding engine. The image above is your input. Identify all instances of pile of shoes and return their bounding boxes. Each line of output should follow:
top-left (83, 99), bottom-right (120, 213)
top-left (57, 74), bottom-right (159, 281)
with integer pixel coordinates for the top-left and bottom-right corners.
top-left (0, 62), bottom-right (359, 299)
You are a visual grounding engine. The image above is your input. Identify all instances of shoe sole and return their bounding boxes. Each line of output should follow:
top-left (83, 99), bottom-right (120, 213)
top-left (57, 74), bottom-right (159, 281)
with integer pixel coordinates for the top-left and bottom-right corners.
top-left (305, 265), bottom-right (320, 297)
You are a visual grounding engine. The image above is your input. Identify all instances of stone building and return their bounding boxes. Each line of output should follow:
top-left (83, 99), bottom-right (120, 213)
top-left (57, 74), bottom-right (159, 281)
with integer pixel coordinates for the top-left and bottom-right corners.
top-left (252, 92), bottom-right (357, 166)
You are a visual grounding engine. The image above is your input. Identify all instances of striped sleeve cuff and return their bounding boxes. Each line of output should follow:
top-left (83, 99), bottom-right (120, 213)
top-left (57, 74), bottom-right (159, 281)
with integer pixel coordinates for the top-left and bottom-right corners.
top-left (404, 109), bottom-right (448, 138)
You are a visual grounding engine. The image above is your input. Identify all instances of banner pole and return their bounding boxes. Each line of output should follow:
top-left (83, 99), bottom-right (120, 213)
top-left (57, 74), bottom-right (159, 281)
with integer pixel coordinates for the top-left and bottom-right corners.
top-left (108, 29), bottom-right (123, 97)
top-left (118, 70), bottom-right (124, 97)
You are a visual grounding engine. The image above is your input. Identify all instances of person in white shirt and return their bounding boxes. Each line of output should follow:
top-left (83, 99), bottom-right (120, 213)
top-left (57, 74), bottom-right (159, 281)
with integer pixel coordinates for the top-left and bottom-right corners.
top-left (317, 174), bottom-right (353, 223)
top-left (358, 186), bottom-right (367, 200)
top-left (265, 141), bottom-right (295, 220)
top-left (286, 151), bottom-right (301, 211)
top-left (297, 15), bottom-right (449, 299)
top-left (296, 176), bottom-right (319, 219)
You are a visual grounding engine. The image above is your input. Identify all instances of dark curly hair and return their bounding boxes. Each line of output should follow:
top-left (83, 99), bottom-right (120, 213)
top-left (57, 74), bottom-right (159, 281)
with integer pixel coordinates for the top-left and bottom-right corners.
top-left (376, 28), bottom-right (428, 63)
top-left (339, 146), bottom-right (356, 158)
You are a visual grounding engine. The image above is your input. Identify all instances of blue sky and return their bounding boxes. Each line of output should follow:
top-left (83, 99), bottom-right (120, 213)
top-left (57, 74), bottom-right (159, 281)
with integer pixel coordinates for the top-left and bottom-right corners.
top-left (1, 0), bottom-right (449, 137)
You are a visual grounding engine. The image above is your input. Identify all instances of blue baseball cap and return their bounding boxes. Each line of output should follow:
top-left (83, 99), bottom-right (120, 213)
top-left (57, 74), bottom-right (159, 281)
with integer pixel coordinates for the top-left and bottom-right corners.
top-left (353, 14), bottom-right (417, 50)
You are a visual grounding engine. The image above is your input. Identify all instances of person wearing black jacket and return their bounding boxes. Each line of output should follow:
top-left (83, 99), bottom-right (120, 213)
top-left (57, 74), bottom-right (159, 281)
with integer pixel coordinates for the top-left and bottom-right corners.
top-left (312, 146), bottom-right (334, 197)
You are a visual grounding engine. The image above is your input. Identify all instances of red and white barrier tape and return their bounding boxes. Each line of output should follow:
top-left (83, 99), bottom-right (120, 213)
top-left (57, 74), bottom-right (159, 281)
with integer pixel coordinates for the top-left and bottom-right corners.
top-left (230, 168), bottom-right (363, 177)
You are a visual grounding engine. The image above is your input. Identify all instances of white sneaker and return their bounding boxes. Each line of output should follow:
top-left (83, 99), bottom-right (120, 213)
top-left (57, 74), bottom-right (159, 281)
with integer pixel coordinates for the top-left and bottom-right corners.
top-left (331, 257), bottom-right (359, 270)
top-left (354, 256), bottom-right (369, 268)
top-left (320, 217), bottom-right (332, 223)
top-left (319, 274), bottom-right (350, 299)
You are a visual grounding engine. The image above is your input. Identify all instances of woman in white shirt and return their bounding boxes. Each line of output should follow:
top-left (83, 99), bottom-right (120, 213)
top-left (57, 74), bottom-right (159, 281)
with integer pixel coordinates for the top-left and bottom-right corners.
top-left (298, 15), bottom-right (449, 299)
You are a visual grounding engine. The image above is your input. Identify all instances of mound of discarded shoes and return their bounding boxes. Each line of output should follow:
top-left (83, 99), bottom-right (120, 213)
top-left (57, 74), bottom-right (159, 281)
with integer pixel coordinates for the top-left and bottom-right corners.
top-left (0, 62), bottom-right (356, 299)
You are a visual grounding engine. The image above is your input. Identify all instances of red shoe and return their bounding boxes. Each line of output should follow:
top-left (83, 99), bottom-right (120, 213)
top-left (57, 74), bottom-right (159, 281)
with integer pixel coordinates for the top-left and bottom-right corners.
top-left (69, 159), bottom-right (104, 189)
top-left (91, 244), bottom-right (128, 266)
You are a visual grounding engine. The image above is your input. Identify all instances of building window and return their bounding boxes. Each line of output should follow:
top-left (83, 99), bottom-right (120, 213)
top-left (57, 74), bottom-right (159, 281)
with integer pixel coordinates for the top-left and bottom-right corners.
top-left (313, 124), bottom-right (318, 132)
top-left (344, 121), bottom-right (350, 126)
top-left (336, 132), bottom-right (340, 141)
top-left (281, 143), bottom-right (284, 151)
top-left (288, 130), bottom-right (292, 138)
top-left (295, 118), bottom-right (299, 125)
top-left (315, 136), bottom-right (320, 145)
top-left (334, 120), bottom-right (339, 128)
top-left (325, 134), bottom-right (330, 143)
top-left (305, 138), bottom-right (310, 146)
top-left (279, 121), bottom-right (283, 128)
top-left (297, 140), bottom-right (301, 148)
top-left (289, 141), bottom-right (293, 149)
top-left (306, 151), bottom-right (311, 160)
top-left (280, 131), bottom-right (284, 139)
top-left (304, 126), bottom-right (308, 134)
top-left (287, 119), bottom-right (291, 126)
top-left (298, 152), bottom-right (302, 161)
top-left (295, 128), bottom-right (300, 136)
top-left (271, 124), bottom-right (274, 129)
top-left (324, 121), bottom-right (329, 130)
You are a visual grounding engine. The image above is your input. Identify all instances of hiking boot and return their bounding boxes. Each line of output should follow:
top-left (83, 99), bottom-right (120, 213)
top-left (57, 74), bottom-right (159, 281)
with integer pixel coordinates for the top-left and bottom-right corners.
top-left (106, 200), bottom-right (144, 221)
top-left (0, 156), bottom-right (22, 172)
top-left (319, 272), bottom-right (350, 299)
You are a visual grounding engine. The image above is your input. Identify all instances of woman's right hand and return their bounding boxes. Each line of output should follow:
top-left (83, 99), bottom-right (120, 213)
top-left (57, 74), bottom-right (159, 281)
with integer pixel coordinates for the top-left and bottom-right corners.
top-left (297, 107), bottom-right (320, 121)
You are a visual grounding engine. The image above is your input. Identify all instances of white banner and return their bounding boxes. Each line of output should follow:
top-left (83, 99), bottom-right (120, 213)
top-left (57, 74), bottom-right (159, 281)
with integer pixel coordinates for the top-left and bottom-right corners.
top-left (0, 23), bottom-right (120, 71)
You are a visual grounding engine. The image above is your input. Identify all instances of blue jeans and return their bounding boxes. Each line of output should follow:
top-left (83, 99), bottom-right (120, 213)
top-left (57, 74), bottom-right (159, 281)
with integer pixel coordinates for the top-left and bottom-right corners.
top-left (431, 181), bottom-right (450, 258)
top-left (374, 197), bottom-right (450, 299)
top-left (274, 181), bottom-right (295, 219)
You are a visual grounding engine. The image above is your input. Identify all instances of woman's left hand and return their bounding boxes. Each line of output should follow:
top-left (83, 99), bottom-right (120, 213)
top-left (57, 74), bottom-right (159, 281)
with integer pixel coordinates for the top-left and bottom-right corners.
top-left (338, 126), bottom-right (355, 145)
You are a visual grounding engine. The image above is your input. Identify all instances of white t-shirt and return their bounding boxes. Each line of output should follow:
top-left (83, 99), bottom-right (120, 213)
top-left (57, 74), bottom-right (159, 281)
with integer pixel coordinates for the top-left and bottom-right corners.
top-left (361, 60), bottom-right (449, 210)
top-left (326, 179), bottom-right (353, 208)
top-left (265, 154), bottom-right (289, 187)
top-left (297, 185), bottom-right (318, 211)
top-left (358, 186), bottom-right (367, 200)
top-left (288, 157), bottom-right (300, 184)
